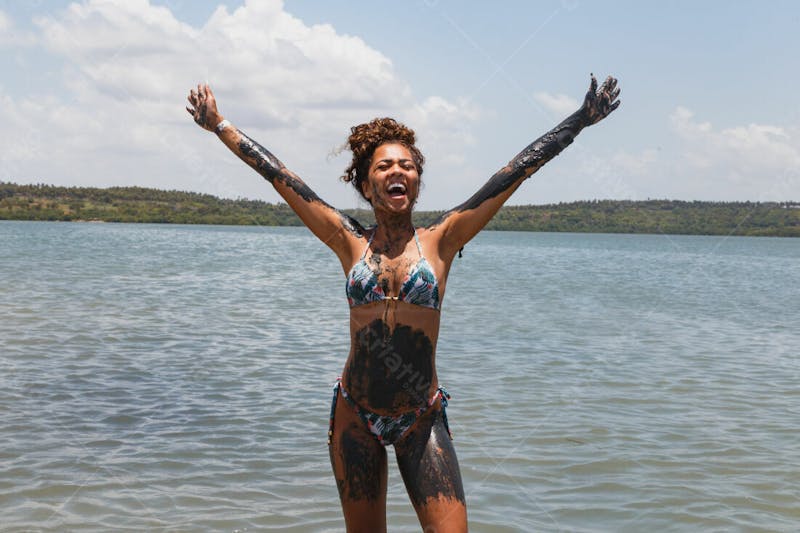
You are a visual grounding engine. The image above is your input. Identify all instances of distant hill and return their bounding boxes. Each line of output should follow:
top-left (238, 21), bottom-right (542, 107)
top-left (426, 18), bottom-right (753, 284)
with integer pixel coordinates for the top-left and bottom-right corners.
top-left (1, 182), bottom-right (798, 237)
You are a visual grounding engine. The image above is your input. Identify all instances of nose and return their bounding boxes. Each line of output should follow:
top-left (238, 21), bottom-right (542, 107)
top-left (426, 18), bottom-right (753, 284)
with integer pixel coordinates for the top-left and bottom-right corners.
top-left (385, 163), bottom-right (404, 177)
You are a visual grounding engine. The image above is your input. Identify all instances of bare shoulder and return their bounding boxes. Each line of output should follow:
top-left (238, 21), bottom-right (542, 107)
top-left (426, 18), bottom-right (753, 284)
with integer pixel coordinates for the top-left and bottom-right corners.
top-left (416, 224), bottom-right (442, 250)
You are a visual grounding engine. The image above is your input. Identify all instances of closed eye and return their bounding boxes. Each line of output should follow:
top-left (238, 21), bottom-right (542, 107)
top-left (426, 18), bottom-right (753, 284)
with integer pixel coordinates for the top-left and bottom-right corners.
top-left (375, 158), bottom-right (415, 171)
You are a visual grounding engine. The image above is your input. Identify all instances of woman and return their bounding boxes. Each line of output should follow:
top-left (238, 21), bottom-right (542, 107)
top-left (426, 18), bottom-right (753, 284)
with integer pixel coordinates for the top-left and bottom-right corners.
top-left (186, 74), bottom-right (619, 532)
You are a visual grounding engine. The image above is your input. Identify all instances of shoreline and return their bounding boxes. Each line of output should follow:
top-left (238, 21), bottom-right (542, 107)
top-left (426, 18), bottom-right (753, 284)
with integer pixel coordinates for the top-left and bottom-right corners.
top-left (2, 182), bottom-right (799, 237)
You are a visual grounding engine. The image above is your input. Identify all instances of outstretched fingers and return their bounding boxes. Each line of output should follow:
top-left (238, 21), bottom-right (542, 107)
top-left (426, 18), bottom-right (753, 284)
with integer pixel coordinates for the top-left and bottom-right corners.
top-left (581, 73), bottom-right (621, 124)
top-left (605, 76), bottom-right (618, 96)
top-left (186, 83), bottom-right (221, 130)
top-left (186, 90), bottom-right (197, 118)
top-left (603, 78), bottom-right (621, 115)
top-left (583, 74), bottom-right (599, 110)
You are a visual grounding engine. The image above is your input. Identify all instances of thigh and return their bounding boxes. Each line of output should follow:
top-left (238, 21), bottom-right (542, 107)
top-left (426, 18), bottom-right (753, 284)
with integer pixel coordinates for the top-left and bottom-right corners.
top-left (328, 388), bottom-right (388, 532)
top-left (394, 405), bottom-right (467, 532)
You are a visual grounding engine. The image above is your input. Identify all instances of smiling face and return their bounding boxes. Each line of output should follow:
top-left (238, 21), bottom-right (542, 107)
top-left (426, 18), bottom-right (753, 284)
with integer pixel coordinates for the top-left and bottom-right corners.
top-left (361, 143), bottom-right (421, 213)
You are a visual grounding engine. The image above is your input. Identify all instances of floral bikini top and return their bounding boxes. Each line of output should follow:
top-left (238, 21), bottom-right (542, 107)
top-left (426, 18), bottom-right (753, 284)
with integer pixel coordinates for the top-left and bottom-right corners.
top-left (346, 229), bottom-right (440, 310)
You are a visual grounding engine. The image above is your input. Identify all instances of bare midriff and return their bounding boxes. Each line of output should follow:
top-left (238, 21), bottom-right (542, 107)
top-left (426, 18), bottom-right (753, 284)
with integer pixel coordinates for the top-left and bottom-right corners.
top-left (342, 300), bottom-right (441, 416)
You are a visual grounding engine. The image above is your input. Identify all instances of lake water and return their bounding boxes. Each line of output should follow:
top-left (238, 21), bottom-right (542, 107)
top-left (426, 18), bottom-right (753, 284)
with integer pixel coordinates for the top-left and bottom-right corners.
top-left (1, 220), bottom-right (798, 532)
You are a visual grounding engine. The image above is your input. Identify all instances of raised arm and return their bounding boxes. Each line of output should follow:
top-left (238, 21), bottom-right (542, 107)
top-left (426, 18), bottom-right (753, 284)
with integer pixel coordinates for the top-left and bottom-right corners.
top-left (186, 83), bottom-right (364, 267)
top-left (432, 75), bottom-right (620, 260)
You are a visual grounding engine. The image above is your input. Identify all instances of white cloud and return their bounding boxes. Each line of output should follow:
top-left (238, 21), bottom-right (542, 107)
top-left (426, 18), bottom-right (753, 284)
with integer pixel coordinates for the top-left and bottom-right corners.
top-left (0, 8), bottom-right (36, 47)
top-left (410, 96), bottom-right (479, 163)
top-left (1, 0), bottom-right (478, 207)
top-left (526, 106), bottom-right (800, 204)
top-left (670, 106), bottom-right (800, 200)
top-left (532, 91), bottom-right (579, 117)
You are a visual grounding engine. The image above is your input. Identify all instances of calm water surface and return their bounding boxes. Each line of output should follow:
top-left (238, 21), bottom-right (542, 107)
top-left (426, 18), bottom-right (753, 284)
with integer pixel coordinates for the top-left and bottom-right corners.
top-left (1, 221), bottom-right (799, 532)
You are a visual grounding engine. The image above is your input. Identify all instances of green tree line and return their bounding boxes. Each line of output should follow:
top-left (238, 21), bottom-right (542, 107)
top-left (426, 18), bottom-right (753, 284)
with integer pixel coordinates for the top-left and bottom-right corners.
top-left (2, 182), bottom-right (799, 236)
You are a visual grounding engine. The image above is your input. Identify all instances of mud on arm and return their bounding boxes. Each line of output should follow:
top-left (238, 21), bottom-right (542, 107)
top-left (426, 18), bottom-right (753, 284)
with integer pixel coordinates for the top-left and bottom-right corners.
top-left (432, 74), bottom-right (620, 260)
top-left (186, 83), bottom-right (364, 262)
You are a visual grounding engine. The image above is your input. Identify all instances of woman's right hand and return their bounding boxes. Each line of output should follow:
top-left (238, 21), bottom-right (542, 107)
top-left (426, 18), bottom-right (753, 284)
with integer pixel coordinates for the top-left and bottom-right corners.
top-left (186, 83), bottom-right (224, 132)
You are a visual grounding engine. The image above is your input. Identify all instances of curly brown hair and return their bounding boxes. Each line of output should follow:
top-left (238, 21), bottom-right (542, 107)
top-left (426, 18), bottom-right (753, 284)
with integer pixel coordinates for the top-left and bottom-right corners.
top-left (341, 117), bottom-right (425, 204)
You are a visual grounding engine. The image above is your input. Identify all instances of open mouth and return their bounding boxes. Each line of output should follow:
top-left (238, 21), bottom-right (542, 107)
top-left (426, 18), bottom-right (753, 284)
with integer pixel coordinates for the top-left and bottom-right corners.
top-left (387, 182), bottom-right (407, 198)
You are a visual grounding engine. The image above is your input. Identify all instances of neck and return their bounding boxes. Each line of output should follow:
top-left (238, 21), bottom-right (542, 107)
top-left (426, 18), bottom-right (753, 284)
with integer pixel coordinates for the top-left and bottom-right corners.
top-left (372, 210), bottom-right (414, 253)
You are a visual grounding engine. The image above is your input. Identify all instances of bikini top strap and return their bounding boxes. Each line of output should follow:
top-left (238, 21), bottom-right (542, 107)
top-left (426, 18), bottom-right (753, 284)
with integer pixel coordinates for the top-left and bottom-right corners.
top-left (413, 228), bottom-right (424, 258)
top-left (360, 231), bottom-right (375, 260)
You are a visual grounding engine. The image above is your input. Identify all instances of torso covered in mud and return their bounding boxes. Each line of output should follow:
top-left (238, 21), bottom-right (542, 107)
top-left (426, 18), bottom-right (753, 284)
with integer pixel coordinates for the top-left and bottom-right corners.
top-left (342, 228), bottom-right (451, 415)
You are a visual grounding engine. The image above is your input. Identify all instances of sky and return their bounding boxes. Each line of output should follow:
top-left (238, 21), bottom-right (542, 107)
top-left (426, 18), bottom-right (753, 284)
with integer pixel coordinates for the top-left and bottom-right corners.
top-left (1, 0), bottom-right (799, 210)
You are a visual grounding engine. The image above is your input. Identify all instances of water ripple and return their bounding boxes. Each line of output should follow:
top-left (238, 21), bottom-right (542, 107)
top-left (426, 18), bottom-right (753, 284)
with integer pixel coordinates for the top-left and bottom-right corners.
top-left (1, 222), bottom-right (799, 531)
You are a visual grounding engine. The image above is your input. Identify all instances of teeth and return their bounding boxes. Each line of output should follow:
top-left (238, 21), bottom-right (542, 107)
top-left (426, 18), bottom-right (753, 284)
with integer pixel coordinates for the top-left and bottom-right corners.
top-left (388, 183), bottom-right (406, 194)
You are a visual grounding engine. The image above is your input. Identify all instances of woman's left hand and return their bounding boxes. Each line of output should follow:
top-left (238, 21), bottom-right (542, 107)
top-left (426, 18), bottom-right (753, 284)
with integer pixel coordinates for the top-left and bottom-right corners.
top-left (579, 74), bottom-right (620, 126)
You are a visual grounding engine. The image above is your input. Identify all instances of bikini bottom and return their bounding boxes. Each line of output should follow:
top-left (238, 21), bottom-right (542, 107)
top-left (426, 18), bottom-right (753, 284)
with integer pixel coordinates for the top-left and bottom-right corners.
top-left (328, 379), bottom-right (451, 447)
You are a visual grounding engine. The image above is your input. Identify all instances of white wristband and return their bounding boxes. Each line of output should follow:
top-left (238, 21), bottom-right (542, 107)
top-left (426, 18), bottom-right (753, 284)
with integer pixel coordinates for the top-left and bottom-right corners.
top-left (215, 119), bottom-right (231, 134)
